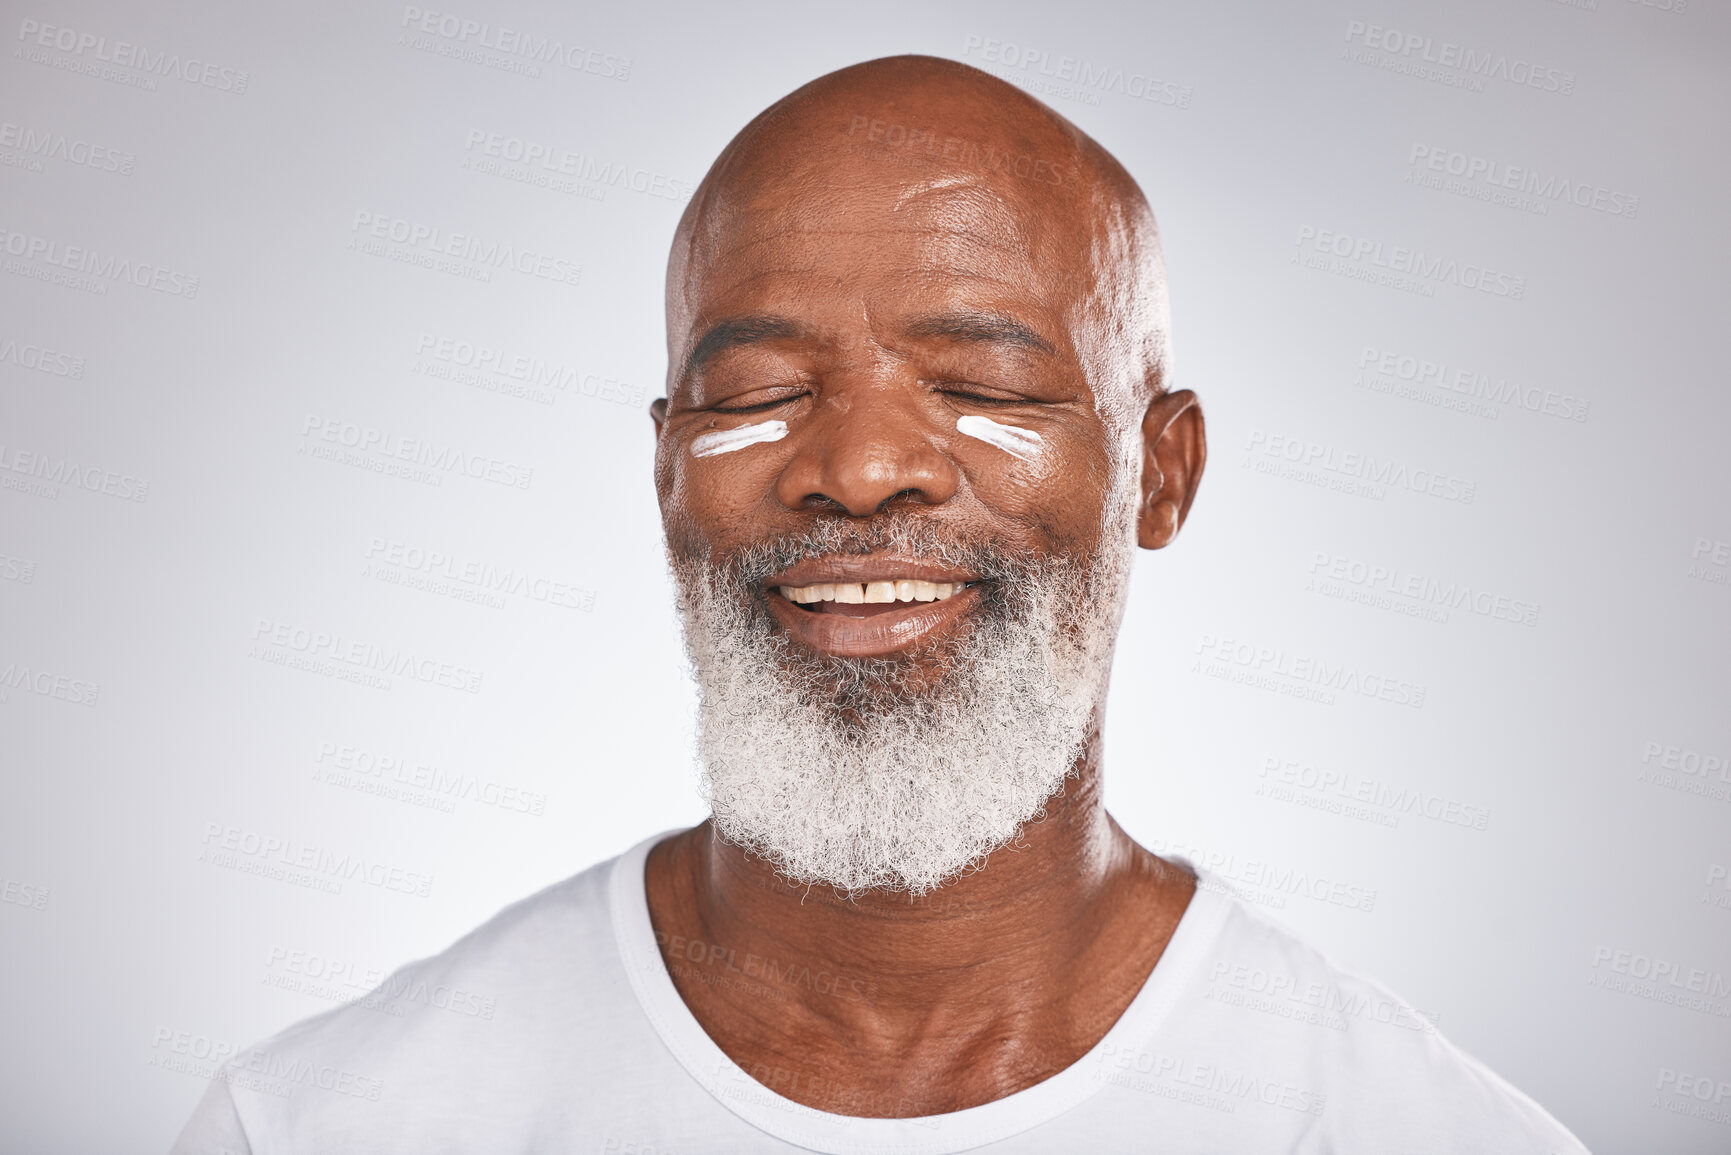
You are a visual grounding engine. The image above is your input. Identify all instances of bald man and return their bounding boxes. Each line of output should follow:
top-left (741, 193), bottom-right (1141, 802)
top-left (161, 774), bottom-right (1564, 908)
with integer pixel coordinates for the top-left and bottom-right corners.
top-left (172, 56), bottom-right (1587, 1154)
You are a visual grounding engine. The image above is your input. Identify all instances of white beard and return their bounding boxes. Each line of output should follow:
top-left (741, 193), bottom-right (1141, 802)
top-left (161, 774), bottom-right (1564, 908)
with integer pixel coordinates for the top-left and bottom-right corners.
top-left (669, 494), bottom-right (1135, 896)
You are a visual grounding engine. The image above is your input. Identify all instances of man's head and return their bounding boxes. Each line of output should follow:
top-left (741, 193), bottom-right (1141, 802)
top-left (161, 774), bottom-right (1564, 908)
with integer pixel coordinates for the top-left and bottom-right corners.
top-left (651, 55), bottom-right (1206, 895)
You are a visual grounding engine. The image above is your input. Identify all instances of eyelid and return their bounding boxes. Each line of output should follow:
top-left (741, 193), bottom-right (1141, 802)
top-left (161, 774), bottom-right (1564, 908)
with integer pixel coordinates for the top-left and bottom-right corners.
top-left (707, 388), bottom-right (808, 414)
top-left (932, 382), bottom-right (1045, 405)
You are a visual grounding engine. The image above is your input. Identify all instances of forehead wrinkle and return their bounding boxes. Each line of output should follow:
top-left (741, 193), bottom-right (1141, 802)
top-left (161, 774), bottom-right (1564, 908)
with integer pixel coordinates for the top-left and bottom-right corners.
top-left (691, 143), bottom-right (1047, 237)
top-left (689, 226), bottom-right (1051, 314)
top-left (698, 185), bottom-right (1035, 257)
top-left (890, 171), bottom-right (992, 211)
top-left (702, 219), bottom-right (1032, 256)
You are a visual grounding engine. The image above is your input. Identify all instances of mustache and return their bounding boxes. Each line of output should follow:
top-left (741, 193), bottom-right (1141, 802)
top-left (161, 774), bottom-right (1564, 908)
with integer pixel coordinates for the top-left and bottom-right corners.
top-left (675, 514), bottom-right (1051, 590)
top-left (669, 514), bottom-right (1106, 714)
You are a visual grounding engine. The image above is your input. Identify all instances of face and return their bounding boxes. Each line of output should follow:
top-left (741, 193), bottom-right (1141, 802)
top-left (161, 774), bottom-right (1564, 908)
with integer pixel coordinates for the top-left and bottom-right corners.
top-left (650, 115), bottom-right (1199, 893)
top-left (654, 149), bottom-right (1134, 669)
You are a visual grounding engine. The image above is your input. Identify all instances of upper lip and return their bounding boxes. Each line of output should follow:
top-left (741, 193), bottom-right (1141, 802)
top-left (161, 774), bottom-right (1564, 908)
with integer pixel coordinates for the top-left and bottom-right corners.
top-left (766, 555), bottom-right (981, 589)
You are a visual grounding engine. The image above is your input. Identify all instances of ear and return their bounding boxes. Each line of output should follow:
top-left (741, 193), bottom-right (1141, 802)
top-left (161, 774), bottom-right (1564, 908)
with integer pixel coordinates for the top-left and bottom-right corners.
top-left (1137, 389), bottom-right (1206, 550)
top-left (650, 397), bottom-right (668, 437)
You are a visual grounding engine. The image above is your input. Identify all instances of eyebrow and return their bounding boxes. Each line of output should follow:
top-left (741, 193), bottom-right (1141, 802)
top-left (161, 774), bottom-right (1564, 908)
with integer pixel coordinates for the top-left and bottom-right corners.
top-left (681, 315), bottom-right (809, 382)
top-left (678, 309), bottom-right (1057, 384)
top-left (903, 311), bottom-right (1056, 356)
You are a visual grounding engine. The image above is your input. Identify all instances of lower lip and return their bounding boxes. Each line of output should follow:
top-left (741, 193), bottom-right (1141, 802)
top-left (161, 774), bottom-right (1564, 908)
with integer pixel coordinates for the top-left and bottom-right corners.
top-left (766, 587), bottom-right (981, 657)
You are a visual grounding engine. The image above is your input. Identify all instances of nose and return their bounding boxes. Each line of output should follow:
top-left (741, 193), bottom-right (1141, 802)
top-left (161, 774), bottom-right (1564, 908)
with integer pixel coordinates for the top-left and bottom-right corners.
top-left (774, 385), bottom-right (960, 516)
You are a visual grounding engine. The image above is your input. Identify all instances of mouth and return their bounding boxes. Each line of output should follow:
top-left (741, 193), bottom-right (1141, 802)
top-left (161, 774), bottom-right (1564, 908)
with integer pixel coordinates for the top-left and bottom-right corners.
top-left (764, 560), bottom-right (983, 657)
top-left (781, 579), bottom-right (968, 614)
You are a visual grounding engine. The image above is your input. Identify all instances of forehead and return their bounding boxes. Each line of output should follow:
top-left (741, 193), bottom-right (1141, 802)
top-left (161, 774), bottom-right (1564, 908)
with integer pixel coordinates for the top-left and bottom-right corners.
top-left (674, 128), bottom-right (1096, 328)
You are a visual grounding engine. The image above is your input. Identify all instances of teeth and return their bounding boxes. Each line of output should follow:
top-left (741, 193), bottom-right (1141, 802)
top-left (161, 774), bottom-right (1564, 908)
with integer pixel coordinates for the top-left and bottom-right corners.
top-left (779, 581), bottom-right (965, 604)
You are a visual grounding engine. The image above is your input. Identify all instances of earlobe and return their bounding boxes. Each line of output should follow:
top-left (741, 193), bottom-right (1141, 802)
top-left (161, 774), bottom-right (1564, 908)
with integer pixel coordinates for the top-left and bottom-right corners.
top-left (1136, 390), bottom-right (1206, 551)
top-left (1138, 496), bottom-right (1179, 550)
top-left (650, 397), bottom-right (668, 436)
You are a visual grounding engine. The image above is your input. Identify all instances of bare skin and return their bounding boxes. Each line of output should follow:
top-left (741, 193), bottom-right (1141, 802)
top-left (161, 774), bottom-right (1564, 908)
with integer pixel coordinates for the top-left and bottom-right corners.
top-left (644, 56), bottom-right (1207, 1118)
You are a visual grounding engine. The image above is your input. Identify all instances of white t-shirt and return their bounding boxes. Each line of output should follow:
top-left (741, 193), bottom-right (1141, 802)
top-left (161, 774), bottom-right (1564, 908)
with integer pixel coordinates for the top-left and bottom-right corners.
top-left (171, 832), bottom-right (1588, 1154)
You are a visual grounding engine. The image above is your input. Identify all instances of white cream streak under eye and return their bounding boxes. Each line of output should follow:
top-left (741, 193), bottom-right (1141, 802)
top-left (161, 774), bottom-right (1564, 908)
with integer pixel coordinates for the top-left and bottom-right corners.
top-left (690, 420), bottom-right (788, 458)
top-left (956, 415), bottom-right (1043, 461)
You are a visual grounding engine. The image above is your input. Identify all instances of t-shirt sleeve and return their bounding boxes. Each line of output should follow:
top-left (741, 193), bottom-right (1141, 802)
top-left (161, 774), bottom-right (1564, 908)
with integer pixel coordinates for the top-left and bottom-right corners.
top-left (167, 1077), bottom-right (253, 1155)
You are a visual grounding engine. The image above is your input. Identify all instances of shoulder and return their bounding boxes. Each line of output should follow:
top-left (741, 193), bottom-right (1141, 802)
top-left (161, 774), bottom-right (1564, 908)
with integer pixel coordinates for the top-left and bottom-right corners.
top-left (207, 854), bottom-right (638, 1152)
top-left (1181, 877), bottom-right (1590, 1153)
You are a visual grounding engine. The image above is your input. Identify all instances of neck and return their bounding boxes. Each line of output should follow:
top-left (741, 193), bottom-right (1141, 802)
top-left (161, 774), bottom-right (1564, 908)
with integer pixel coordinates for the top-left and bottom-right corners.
top-left (644, 709), bottom-right (1195, 1115)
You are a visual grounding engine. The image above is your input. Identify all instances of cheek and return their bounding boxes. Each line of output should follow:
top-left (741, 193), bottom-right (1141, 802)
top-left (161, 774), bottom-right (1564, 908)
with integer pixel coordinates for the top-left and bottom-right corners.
top-left (953, 428), bottom-right (1111, 542)
top-left (661, 420), bottom-right (792, 498)
top-left (659, 439), bottom-right (783, 537)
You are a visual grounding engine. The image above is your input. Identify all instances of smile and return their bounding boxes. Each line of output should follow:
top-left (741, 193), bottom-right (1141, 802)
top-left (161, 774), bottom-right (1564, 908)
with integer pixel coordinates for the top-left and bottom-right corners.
top-left (765, 560), bottom-right (982, 657)
top-left (778, 580), bottom-right (966, 606)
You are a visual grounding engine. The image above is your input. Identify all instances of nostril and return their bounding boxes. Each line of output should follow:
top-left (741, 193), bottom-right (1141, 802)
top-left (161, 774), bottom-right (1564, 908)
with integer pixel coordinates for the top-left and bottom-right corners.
top-left (800, 493), bottom-right (850, 514)
top-left (798, 490), bottom-right (927, 517)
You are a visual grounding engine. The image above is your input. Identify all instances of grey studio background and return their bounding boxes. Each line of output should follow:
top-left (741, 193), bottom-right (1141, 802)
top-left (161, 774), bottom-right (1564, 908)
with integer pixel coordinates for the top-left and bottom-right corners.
top-left (0, 0), bottom-right (1726, 1152)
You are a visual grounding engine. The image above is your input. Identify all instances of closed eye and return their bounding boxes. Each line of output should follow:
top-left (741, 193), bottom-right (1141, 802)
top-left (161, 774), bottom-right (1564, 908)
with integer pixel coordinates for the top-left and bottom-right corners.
top-left (933, 384), bottom-right (1045, 407)
top-left (709, 390), bottom-right (808, 414)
